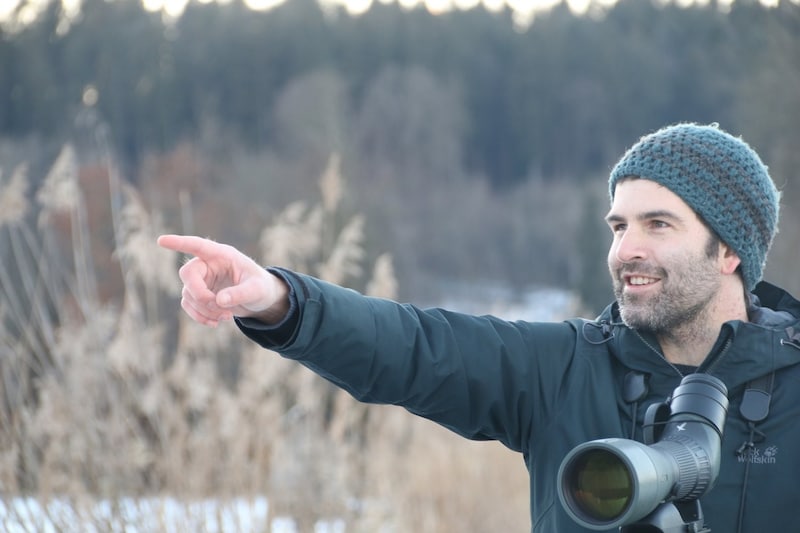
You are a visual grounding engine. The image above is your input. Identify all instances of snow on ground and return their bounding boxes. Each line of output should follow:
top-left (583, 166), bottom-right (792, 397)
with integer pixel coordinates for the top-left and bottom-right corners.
top-left (0, 497), bottom-right (345, 533)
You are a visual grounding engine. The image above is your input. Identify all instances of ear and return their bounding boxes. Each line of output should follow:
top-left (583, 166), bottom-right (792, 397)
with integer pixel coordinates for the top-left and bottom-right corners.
top-left (720, 243), bottom-right (741, 275)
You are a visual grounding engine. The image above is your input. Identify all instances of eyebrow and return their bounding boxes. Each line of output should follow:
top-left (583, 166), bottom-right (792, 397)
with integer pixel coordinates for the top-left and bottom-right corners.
top-left (604, 209), bottom-right (682, 225)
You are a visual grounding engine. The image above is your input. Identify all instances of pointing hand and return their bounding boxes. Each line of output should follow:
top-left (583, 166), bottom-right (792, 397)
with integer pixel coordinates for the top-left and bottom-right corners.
top-left (157, 234), bottom-right (290, 327)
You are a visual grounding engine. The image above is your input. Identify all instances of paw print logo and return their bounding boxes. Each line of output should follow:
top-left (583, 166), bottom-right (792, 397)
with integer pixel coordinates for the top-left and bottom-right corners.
top-left (763, 446), bottom-right (778, 458)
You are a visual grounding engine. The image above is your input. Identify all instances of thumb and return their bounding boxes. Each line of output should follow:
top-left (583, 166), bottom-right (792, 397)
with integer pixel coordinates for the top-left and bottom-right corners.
top-left (216, 288), bottom-right (236, 308)
top-left (216, 275), bottom-right (277, 313)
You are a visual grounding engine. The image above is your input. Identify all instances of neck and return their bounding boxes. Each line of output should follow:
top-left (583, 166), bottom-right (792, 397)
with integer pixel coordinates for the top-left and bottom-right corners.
top-left (658, 325), bottom-right (724, 367)
top-left (659, 280), bottom-right (749, 367)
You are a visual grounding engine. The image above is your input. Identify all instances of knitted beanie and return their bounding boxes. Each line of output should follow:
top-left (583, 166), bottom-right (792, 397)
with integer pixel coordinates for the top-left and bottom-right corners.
top-left (608, 123), bottom-right (780, 291)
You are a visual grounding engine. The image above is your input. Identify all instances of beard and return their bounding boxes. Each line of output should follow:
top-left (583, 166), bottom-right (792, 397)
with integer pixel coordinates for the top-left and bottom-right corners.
top-left (611, 258), bottom-right (721, 336)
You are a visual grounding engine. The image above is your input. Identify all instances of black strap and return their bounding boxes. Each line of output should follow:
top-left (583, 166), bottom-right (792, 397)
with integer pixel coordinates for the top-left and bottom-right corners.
top-left (739, 371), bottom-right (774, 423)
top-left (736, 371), bottom-right (775, 533)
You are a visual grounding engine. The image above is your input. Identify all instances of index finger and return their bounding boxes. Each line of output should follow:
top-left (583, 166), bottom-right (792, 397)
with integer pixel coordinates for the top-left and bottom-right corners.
top-left (157, 234), bottom-right (224, 259)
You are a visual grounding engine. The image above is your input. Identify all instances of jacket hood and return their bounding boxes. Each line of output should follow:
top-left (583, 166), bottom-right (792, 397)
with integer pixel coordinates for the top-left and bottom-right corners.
top-left (592, 281), bottom-right (800, 391)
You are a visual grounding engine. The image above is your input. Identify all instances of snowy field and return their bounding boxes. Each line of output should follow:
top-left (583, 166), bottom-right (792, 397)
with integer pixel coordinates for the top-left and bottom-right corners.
top-left (0, 497), bottom-right (345, 533)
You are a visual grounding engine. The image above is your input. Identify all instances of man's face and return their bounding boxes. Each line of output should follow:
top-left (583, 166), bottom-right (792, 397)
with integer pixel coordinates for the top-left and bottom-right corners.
top-left (606, 179), bottom-right (724, 334)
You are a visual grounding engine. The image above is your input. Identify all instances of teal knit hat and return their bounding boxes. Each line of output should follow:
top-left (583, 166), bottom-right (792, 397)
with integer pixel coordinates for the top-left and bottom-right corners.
top-left (609, 123), bottom-right (780, 291)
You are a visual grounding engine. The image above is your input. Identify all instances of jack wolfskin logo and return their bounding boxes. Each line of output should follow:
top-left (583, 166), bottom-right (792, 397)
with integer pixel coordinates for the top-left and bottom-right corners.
top-left (738, 445), bottom-right (778, 465)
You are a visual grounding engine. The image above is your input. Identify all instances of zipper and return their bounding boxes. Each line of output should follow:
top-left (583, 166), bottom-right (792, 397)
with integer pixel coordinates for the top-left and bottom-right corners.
top-left (632, 330), bottom-right (735, 378)
top-left (633, 330), bottom-right (685, 378)
top-left (702, 336), bottom-right (734, 375)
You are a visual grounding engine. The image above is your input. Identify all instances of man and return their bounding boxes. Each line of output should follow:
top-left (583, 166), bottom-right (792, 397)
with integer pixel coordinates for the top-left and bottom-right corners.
top-left (158, 123), bottom-right (800, 532)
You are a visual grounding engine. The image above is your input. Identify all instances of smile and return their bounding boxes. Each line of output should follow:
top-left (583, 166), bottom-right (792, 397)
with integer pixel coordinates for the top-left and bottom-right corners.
top-left (626, 275), bottom-right (660, 287)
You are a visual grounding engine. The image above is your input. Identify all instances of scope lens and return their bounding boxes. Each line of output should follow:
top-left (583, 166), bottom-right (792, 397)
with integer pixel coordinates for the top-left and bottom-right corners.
top-left (567, 448), bottom-right (633, 521)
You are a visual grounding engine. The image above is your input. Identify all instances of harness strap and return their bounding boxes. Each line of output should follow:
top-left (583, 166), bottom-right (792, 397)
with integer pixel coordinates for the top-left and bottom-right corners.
top-left (735, 370), bottom-right (775, 533)
top-left (740, 371), bottom-right (774, 423)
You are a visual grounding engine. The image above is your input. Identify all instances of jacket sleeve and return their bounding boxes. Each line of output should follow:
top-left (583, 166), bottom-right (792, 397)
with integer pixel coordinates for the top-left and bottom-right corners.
top-left (235, 268), bottom-right (579, 453)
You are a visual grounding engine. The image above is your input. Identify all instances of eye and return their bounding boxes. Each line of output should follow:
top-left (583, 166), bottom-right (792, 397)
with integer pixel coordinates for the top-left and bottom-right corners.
top-left (611, 223), bottom-right (627, 233)
top-left (650, 219), bottom-right (670, 229)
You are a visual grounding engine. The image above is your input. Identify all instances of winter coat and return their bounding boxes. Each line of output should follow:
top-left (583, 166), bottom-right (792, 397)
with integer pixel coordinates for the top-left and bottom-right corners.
top-left (236, 270), bottom-right (800, 532)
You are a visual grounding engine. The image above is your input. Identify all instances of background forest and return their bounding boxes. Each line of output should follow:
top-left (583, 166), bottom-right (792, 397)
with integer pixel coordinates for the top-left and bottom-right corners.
top-left (1, 0), bottom-right (799, 530)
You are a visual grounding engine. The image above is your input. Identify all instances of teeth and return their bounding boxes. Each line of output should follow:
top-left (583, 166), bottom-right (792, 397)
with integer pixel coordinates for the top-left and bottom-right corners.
top-left (629, 276), bottom-right (656, 286)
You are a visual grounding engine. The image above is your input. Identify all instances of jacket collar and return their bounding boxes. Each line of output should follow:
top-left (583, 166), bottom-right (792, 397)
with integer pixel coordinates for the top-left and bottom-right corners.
top-left (594, 281), bottom-right (800, 391)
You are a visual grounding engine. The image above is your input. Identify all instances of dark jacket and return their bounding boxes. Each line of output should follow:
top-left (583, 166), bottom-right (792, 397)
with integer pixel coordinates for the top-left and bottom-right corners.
top-left (237, 270), bottom-right (800, 532)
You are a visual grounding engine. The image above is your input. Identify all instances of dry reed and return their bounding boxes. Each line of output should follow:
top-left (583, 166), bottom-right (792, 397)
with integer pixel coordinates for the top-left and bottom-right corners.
top-left (0, 143), bottom-right (529, 532)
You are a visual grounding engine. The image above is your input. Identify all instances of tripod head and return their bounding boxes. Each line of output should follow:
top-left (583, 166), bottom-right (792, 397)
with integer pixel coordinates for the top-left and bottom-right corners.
top-left (621, 500), bottom-right (709, 533)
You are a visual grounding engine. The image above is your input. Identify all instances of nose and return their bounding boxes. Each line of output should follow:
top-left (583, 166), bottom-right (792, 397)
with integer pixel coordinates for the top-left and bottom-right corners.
top-left (611, 228), bottom-right (647, 264)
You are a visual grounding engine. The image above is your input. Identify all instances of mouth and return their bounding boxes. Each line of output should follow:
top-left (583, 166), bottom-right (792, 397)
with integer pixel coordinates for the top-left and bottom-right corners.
top-left (625, 275), bottom-right (661, 288)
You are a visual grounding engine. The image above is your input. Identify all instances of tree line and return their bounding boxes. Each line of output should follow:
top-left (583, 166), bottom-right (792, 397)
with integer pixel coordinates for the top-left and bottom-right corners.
top-left (2, 0), bottom-right (798, 184)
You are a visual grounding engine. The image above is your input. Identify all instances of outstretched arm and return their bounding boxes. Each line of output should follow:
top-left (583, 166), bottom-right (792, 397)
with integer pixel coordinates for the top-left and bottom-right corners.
top-left (157, 234), bottom-right (290, 327)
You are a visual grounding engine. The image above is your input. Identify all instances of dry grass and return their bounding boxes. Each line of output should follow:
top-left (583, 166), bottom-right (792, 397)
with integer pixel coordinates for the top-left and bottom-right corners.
top-left (0, 145), bottom-right (529, 531)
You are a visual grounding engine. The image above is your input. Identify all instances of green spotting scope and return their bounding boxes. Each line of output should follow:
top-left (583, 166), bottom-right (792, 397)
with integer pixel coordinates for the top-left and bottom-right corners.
top-left (558, 373), bottom-right (729, 531)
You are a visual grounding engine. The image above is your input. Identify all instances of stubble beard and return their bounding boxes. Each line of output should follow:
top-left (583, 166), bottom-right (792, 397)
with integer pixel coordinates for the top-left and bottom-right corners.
top-left (612, 261), bottom-right (720, 337)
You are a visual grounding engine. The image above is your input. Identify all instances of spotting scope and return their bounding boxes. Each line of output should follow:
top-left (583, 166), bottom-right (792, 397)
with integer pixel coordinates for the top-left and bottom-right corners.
top-left (557, 373), bottom-right (728, 531)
